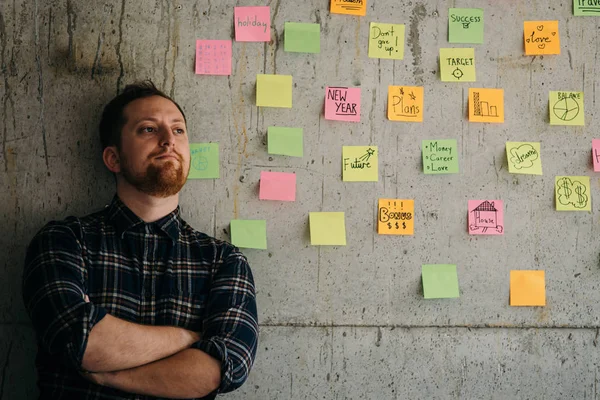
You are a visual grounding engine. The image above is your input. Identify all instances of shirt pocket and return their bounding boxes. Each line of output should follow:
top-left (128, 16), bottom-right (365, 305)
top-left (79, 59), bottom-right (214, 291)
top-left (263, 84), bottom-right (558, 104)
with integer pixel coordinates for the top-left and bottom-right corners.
top-left (155, 272), bottom-right (209, 331)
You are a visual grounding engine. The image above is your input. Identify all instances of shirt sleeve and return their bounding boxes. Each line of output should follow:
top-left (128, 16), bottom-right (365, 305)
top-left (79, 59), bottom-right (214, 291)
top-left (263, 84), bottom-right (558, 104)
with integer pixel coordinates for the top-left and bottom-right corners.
top-left (191, 247), bottom-right (259, 393)
top-left (21, 219), bottom-right (107, 371)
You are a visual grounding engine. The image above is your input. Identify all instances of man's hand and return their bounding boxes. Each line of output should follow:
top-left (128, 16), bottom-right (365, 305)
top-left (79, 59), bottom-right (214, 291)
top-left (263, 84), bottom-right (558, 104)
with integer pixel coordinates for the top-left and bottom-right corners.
top-left (80, 370), bottom-right (109, 386)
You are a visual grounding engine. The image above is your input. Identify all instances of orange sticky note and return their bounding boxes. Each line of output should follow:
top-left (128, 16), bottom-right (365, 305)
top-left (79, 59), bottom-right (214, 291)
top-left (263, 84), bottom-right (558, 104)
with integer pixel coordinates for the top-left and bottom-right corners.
top-left (387, 86), bottom-right (423, 122)
top-left (469, 88), bottom-right (504, 123)
top-left (330, 0), bottom-right (367, 16)
top-left (524, 21), bottom-right (560, 55)
top-left (510, 270), bottom-right (546, 306)
top-left (377, 199), bottom-right (414, 235)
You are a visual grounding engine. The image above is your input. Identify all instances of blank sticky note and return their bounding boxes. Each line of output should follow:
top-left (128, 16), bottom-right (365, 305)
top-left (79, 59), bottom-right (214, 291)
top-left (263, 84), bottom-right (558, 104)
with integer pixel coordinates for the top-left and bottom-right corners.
top-left (256, 74), bottom-right (292, 108)
top-left (267, 127), bottom-right (303, 157)
top-left (555, 176), bottom-right (592, 211)
top-left (506, 142), bottom-right (542, 175)
top-left (325, 87), bottom-right (361, 122)
top-left (549, 91), bottom-right (585, 126)
top-left (468, 200), bottom-right (504, 235)
top-left (574, 0), bottom-right (600, 16)
top-left (387, 86), bottom-right (423, 122)
top-left (309, 212), bottom-right (346, 245)
top-left (330, 0), bottom-right (367, 16)
top-left (188, 143), bottom-right (219, 179)
top-left (449, 8), bottom-right (484, 44)
top-left (342, 146), bottom-right (378, 182)
top-left (259, 171), bottom-right (296, 201)
top-left (440, 48), bottom-right (476, 82)
top-left (510, 270), bottom-right (546, 306)
top-left (468, 88), bottom-right (504, 123)
top-left (284, 23), bottom-right (320, 53)
top-left (195, 40), bottom-right (232, 75)
top-left (377, 199), bottom-right (414, 235)
top-left (234, 6), bottom-right (271, 42)
top-left (368, 23), bottom-right (405, 60)
top-left (422, 140), bottom-right (459, 174)
top-left (422, 264), bottom-right (460, 299)
top-left (592, 139), bottom-right (600, 172)
top-left (524, 21), bottom-right (560, 55)
top-left (230, 220), bottom-right (267, 249)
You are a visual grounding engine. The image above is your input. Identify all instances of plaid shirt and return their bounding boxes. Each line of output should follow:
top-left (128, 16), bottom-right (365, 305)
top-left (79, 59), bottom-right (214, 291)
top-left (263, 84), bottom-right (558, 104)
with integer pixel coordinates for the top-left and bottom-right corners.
top-left (22, 195), bottom-right (258, 400)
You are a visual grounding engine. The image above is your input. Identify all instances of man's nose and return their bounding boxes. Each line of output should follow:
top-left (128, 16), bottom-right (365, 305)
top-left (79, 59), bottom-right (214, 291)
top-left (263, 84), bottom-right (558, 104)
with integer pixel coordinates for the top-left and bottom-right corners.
top-left (159, 127), bottom-right (176, 147)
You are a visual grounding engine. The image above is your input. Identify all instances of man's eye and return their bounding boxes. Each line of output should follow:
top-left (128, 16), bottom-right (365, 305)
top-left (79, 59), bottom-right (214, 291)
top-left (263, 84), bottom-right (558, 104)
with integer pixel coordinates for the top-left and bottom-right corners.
top-left (142, 127), bottom-right (156, 133)
top-left (175, 128), bottom-right (185, 134)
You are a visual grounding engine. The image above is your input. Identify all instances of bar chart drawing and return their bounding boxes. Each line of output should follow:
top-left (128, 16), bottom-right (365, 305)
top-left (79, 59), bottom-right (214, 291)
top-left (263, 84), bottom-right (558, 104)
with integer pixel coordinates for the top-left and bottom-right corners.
top-left (473, 92), bottom-right (499, 118)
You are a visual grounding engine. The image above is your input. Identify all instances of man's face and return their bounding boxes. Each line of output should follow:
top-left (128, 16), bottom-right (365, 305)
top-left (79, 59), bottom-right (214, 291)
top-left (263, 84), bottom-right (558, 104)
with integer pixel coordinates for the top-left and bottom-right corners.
top-left (116, 95), bottom-right (191, 198)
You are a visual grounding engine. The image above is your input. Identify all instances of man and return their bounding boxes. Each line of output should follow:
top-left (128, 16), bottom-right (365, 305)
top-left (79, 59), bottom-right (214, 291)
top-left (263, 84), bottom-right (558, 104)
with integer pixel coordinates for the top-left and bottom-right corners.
top-left (22, 81), bottom-right (258, 399)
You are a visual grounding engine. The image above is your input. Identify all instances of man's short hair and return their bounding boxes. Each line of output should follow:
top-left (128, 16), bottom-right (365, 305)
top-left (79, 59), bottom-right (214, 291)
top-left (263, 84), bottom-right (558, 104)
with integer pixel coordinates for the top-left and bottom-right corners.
top-left (99, 80), bottom-right (187, 150)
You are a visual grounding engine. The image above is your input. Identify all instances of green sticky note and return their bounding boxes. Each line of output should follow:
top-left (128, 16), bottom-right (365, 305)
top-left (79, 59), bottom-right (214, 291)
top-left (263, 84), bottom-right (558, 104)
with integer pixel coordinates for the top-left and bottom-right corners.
top-left (549, 91), bottom-right (585, 126)
top-left (188, 143), bottom-right (219, 179)
top-left (506, 142), bottom-right (543, 175)
top-left (309, 212), bottom-right (346, 246)
top-left (422, 140), bottom-right (459, 174)
top-left (555, 176), bottom-right (591, 211)
top-left (230, 220), bottom-right (267, 249)
top-left (448, 8), bottom-right (484, 43)
top-left (439, 48), bottom-right (476, 82)
top-left (574, 0), bottom-right (600, 16)
top-left (368, 22), bottom-right (405, 60)
top-left (267, 127), bottom-right (303, 157)
top-left (284, 22), bottom-right (320, 53)
top-left (256, 74), bottom-right (292, 108)
top-left (422, 264), bottom-right (460, 299)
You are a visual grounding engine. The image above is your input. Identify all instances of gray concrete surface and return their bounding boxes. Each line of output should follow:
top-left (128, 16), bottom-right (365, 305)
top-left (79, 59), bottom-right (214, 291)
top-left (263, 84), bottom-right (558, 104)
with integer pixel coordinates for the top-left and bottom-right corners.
top-left (2, 0), bottom-right (600, 398)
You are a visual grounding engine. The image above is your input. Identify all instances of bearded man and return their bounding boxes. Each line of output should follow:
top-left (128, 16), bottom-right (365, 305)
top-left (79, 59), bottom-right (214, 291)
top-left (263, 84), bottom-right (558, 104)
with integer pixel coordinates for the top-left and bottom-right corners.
top-left (22, 81), bottom-right (258, 400)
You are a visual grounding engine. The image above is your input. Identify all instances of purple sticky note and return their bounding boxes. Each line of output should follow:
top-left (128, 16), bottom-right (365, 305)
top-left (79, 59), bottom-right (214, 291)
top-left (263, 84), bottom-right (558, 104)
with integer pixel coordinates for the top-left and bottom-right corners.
top-left (259, 171), bottom-right (296, 201)
top-left (195, 40), bottom-right (232, 75)
top-left (593, 139), bottom-right (600, 172)
top-left (468, 200), bottom-right (504, 235)
top-left (324, 87), bottom-right (361, 122)
top-left (234, 6), bottom-right (271, 42)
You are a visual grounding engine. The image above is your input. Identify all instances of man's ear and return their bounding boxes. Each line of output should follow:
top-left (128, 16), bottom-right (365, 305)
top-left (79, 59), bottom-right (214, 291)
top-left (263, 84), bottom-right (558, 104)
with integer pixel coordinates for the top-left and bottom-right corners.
top-left (102, 146), bottom-right (121, 173)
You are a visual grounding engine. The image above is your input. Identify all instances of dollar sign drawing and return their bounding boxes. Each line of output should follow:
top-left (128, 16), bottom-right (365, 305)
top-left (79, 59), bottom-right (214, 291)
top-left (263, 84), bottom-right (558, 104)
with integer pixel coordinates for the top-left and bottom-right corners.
top-left (562, 179), bottom-right (572, 199)
top-left (395, 222), bottom-right (399, 229)
top-left (387, 222), bottom-right (392, 229)
top-left (402, 222), bottom-right (406, 229)
top-left (575, 186), bottom-right (586, 207)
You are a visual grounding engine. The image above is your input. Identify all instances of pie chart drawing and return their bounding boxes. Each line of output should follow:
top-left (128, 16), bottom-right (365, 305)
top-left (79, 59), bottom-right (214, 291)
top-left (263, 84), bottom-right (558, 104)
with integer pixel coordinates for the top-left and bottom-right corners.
top-left (193, 156), bottom-right (209, 171)
top-left (553, 98), bottom-right (580, 121)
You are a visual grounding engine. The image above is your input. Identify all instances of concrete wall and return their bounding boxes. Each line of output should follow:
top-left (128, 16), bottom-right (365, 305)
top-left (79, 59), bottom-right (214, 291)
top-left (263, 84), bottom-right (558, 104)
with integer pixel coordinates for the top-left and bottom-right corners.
top-left (2, 0), bottom-right (600, 398)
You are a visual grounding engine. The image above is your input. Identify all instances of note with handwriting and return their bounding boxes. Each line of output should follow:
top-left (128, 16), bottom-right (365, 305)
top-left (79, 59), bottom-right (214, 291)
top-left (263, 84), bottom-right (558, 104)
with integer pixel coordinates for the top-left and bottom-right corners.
top-left (256, 74), bottom-right (292, 108)
top-left (330, 0), bottom-right (367, 16)
top-left (448, 8), bottom-right (484, 44)
top-left (592, 139), bottom-right (600, 172)
top-left (510, 270), bottom-right (546, 306)
top-left (195, 40), bottom-right (232, 75)
top-left (378, 199), bottom-right (414, 235)
top-left (234, 6), bottom-right (270, 42)
top-left (555, 176), bottom-right (591, 211)
top-left (309, 212), bottom-right (347, 245)
top-left (267, 127), bottom-right (303, 157)
top-left (440, 48), bottom-right (476, 82)
top-left (230, 220), bottom-right (267, 249)
top-left (325, 87), bottom-right (361, 122)
top-left (422, 140), bottom-right (459, 174)
top-left (524, 21), bottom-right (560, 55)
top-left (368, 23), bottom-right (405, 60)
top-left (549, 91), bottom-right (585, 126)
top-left (422, 264), bottom-right (460, 299)
top-left (259, 171), bottom-right (296, 201)
top-left (469, 88), bottom-right (504, 123)
top-left (284, 22), bottom-right (320, 53)
top-left (574, 0), bottom-right (600, 15)
top-left (387, 86), bottom-right (423, 122)
top-left (342, 146), bottom-right (378, 181)
top-left (188, 143), bottom-right (219, 179)
top-left (468, 200), bottom-right (504, 235)
top-left (506, 142), bottom-right (542, 175)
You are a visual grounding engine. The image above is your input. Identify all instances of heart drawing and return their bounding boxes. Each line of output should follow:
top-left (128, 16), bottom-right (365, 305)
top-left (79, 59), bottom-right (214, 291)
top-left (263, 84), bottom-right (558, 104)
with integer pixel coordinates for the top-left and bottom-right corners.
top-left (538, 43), bottom-right (546, 49)
top-left (537, 25), bottom-right (544, 31)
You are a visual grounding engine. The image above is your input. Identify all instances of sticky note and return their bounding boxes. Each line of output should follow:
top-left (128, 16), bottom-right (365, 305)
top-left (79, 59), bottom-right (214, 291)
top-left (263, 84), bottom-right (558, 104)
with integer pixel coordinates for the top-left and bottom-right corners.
top-left (555, 176), bottom-right (591, 211)
top-left (342, 146), bottom-right (378, 181)
top-left (468, 88), bottom-right (504, 123)
top-left (324, 87), bottom-right (360, 122)
top-left (440, 48), bottom-right (476, 82)
top-left (422, 140), bottom-right (459, 174)
top-left (234, 7), bottom-right (270, 42)
top-left (549, 91), bottom-right (585, 126)
top-left (448, 8), bottom-right (484, 44)
top-left (195, 40), bottom-right (232, 75)
top-left (256, 74), bottom-right (292, 108)
top-left (468, 200), bottom-right (504, 235)
top-left (259, 171), bottom-right (296, 201)
top-left (309, 212), bottom-right (346, 246)
top-left (188, 143), bottom-right (219, 179)
top-left (378, 199), bottom-right (414, 235)
top-left (422, 264), bottom-right (460, 299)
top-left (267, 127), bottom-right (303, 157)
top-left (574, 0), bottom-right (600, 15)
top-left (524, 21), bottom-right (560, 55)
top-left (368, 23), bottom-right (405, 60)
top-left (506, 142), bottom-right (542, 175)
top-left (230, 220), bottom-right (267, 249)
top-left (592, 139), bottom-right (600, 172)
top-left (387, 86), bottom-right (423, 122)
top-left (284, 22), bottom-right (320, 53)
top-left (510, 270), bottom-right (546, 306)
top-left (330, 0), bottom-right (367, 16)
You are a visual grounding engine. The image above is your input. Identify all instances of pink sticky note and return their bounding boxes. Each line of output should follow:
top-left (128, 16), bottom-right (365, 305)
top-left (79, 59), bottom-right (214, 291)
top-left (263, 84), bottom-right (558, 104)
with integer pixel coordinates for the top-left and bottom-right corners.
top-left (259, 171), bottom-right (296, 201)
top-left (324, 87), bottom-right (361, 122)
top-left (468, 200), bottom-right (504, 235)
top-left (234, 6), bottom-right (271, 42)
top-left (593, 139), bottom-right (600, 172)
top-left (195, 40), bottom-right (232, 75)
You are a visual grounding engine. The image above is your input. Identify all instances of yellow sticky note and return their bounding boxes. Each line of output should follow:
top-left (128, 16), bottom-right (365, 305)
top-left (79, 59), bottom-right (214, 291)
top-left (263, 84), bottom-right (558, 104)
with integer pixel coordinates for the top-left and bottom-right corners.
top-left (256, 74), bottom-right (292, 108)
top-left (439, 48), bottom-right (476, 82)
top-left (309, 212), bottom-right (347, 245)
top-left (555, 176), bottom-right (591, 211)
top-left (342, 146), bottom-right (378, 182)
top-left (387, 86), bottom-right (423, 122)
top-left (510, 270), bottom-right (546, 306)
top-left (549, 91), bottom-right (585, 126)
top-left (378, 199), bottom-right (414, 235)
top-left (524, 21), bottom-right (560, 55)
top-left (468, 88), bottom-right (504, 123)
top-left (506, 142), bottom-right (542, 175)
top-left (368, 23), bottom-right (405, 60)
top-left (330, 0), bottom-right (367, 16)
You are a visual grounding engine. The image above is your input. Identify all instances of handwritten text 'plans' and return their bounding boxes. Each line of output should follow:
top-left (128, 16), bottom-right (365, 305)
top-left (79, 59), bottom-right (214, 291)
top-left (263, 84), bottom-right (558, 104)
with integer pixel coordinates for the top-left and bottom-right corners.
top-left (325, 87), bottom-right (361, 122)
top-left (388, 86), bottom-right (423, 122)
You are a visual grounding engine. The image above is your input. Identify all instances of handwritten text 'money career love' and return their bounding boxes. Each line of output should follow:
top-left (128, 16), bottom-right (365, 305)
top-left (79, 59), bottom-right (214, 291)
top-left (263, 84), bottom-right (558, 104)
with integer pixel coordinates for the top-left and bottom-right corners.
top-left (425, 142), bottom-right (454, 172)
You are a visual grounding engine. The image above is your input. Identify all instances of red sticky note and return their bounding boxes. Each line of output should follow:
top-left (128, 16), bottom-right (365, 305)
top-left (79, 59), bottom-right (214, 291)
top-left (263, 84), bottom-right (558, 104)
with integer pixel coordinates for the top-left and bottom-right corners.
top-left (195, 40), bottom-right (232, 75)
top-left (468, 200), bottom-right (504, 235)
top-left (324, 87), bottom-right (361, 122)
top-left (234, 6), bottom-right (271, 42)
top-left (593, 139), bottom-right (600, 172)
top-left (259, 171), bottom-right (296, 201)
